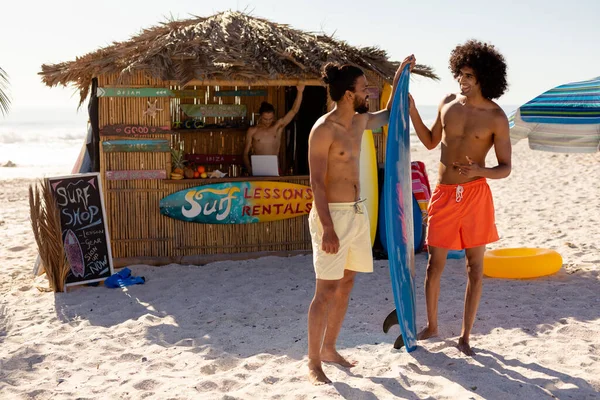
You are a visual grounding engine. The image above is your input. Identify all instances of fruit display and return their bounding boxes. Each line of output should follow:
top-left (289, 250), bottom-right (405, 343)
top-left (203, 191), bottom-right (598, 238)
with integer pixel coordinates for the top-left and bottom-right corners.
top-left (170, 147), bottom-right (186, 178)
top-left (184, 167), bottom-right (195, 179)
top-left (169, 146), bottom-right (228, 180)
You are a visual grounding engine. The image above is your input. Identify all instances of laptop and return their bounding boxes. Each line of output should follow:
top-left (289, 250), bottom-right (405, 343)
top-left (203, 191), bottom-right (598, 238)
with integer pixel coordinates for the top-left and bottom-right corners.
top-left (251, 155), bottom-right (280, 176)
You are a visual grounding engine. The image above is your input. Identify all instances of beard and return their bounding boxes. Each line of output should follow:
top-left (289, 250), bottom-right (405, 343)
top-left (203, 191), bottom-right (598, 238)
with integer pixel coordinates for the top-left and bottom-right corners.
top-left (354, 97), bottom-right (369, 114)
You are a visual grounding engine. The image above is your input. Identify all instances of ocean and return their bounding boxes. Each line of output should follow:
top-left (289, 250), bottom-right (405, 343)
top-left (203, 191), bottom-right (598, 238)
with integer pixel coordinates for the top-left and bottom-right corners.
top-left (0, 107), bottom-right (88, 174)
top-left (0, 105), bottom-right (518, 178)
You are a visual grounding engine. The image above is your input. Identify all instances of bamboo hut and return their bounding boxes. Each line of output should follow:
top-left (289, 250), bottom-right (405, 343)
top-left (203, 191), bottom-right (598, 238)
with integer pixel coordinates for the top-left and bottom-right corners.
top-left (39, 11), bottom-right (438, 266)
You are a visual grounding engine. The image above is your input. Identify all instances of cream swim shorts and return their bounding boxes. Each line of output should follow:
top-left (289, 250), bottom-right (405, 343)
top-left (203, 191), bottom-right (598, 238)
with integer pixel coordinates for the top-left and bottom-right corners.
top-left (308, 200), bottom-right (374, 280)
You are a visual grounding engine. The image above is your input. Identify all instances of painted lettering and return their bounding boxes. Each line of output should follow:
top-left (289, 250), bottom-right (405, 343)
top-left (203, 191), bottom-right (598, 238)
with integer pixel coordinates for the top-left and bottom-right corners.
top-left (182, 191), bottom-right (202, 218)
top-left (182, 187), bottom-right (240, 221)
top-left (203, 200), bottom-right (218, 216)
top-left (62, 206), bottom-right (99, 228)
top-left (56, 187), bottom-right (69, 206)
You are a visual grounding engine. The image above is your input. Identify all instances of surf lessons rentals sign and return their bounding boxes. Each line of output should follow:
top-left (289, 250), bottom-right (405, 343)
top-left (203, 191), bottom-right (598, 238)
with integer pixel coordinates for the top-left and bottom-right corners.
top-left (159, 181), bottom-right (313, 224)
top-left (48, 173), bottom-right (114, 288)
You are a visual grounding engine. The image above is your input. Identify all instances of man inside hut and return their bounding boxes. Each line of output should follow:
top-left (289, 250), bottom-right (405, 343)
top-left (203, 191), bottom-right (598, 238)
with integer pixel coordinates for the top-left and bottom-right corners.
top-left (306, 55), bottom-right (415, 384)
top-left (409, 40), bottom-right (511, 356)
top-left (243, 86), bottom-right (305, 175)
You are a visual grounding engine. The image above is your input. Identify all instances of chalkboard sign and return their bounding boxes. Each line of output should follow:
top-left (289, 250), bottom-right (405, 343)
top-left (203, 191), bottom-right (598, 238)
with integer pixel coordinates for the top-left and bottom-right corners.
top-left (47, 173), bottom-right (114, 288)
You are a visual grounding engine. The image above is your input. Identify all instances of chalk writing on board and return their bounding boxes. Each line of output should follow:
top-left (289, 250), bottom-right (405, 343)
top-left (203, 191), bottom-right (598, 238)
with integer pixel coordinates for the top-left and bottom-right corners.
top-left (48, 173), bottom-right (114, 287)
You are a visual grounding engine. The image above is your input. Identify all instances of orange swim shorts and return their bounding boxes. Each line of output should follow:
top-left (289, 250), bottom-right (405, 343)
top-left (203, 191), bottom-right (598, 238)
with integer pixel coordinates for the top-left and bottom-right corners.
top-left (426, 178), bottom-right (499, 250)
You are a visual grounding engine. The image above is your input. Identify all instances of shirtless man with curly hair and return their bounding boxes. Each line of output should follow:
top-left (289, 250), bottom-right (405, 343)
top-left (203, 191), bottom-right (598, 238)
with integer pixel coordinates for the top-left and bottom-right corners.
top-left (409, 40), bottom-right (511, 356)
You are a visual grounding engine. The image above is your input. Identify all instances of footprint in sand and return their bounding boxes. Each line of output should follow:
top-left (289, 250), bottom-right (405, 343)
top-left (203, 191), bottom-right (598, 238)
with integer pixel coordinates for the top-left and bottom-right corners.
top-left (243, 362), bottom-right (261, 371)
top-left (146, 361), bottom-right (175, 371)
top-left (220, 379), bottom-right (242, 392)
top-left (262, 376), bottom-right (280, 385)
top-left (118, 353), bottom-right (141, 362)
top-left (132, 379), bottom-right (158, 391)
top-left (195, 381), bottom-right (218, 392)
top-left (8, 246), bottom-right (27, 252)
top-left (200, 364), bottom-right (217, 375)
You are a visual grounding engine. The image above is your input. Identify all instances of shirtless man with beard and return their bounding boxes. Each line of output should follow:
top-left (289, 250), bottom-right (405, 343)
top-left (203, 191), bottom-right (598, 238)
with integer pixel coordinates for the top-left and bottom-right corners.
top-left (306, 55), bottom-right (415, 384)
top-left (409, 40), bottom-right (511, 356)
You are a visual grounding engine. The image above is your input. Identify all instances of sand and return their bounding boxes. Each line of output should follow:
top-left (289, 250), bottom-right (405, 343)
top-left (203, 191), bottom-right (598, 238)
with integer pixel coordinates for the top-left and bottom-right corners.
top-left (1, 141), bottom-right (599, 399)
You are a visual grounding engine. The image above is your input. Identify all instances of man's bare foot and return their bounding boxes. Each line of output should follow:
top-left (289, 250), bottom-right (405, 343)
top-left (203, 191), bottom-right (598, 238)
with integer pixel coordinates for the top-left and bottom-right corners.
top-left (320, 349), bottom-right (357, 368)
top-left (457, 337), bottom-right (475, 356)
top-left (417, 326), bottom-right (438, 340)
top-left (308, 360), bottom-right (332, 385)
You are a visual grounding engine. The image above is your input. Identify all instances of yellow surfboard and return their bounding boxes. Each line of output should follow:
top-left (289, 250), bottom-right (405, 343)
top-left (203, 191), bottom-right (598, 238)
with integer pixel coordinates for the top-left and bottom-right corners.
top-left (360, 129), bottom-right (379, 246)
top-left (380, 83), bottom-right (393, 157)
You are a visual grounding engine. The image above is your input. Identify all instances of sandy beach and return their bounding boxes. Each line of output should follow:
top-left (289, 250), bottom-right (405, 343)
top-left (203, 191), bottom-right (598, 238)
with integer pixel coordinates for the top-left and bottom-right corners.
top-left (1, 140), bottom-right (599, 399)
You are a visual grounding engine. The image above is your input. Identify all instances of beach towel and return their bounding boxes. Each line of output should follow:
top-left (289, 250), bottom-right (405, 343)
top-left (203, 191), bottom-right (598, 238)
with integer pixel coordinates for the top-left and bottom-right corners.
top-left (104, 268), bottom-right (145, 288)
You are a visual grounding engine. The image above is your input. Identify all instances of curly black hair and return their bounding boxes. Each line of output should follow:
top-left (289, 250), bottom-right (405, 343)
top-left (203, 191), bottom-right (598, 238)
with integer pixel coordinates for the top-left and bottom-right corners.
top-left (449, 39), bottom-right (508, 100)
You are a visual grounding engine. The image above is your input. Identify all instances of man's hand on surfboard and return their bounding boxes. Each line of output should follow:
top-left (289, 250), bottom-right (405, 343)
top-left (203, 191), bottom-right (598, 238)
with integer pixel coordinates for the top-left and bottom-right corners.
top-left (321, 228), bottom-right (340, 254)
top-left (408, 93), bottom-right (415, 111)
top-left (397, 54), bottom-right (416, 75)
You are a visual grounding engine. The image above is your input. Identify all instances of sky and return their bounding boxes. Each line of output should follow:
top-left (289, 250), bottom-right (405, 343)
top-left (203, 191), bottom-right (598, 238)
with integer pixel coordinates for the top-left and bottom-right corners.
top-left (1, 0), bottom-right (599, 121)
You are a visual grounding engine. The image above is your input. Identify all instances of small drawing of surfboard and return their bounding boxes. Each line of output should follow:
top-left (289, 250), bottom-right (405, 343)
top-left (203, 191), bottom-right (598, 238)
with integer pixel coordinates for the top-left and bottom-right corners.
top-left (64, 230), bottom-right (85, 277)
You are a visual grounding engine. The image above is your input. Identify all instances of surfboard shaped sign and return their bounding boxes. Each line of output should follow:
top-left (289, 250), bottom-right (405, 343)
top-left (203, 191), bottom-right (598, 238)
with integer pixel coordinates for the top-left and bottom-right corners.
top-left (160, 181), bottom-right (314, 224)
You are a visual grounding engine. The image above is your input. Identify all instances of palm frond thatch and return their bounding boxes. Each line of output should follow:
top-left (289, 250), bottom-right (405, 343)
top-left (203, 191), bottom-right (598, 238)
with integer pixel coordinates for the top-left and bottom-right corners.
top-left (39, 11), bottom-right (439, 105)
top-left (29, 180), bottom-right (70, 293)
top-left (0, 67), bottom-right (10, 117)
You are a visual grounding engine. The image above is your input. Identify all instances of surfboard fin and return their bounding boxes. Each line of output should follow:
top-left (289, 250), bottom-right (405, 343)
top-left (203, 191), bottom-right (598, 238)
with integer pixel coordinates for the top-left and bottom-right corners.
top-left (383, 309), bottom-right (399, 333)
top-left (393, 334), bottom-right (405, 349)
top-left (383, 309), bottom-right (405, 349)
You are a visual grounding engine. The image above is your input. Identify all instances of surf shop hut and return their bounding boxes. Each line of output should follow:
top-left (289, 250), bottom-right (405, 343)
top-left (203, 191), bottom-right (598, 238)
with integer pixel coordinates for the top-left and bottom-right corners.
top-left (39, 11), bottom-right (437, 265)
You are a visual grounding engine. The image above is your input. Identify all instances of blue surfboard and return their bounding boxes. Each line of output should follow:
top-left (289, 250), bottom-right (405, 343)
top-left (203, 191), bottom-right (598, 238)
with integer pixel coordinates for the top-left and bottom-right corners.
top-left (381, 65), bottom-right (418, 352)
top-left (379, 194), bottom-right (424, 256)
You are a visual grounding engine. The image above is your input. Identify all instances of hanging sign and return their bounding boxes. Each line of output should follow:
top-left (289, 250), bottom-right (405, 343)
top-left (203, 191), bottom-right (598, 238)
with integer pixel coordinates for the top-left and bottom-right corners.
top-left (102, 139), bottom-right (170, 153)
top-left (180, 104), bottom-right (247, 118)
top-left (106, 170), bottom-right (167, 181)
top-left (185, 154), bottom-right (242, 165)
top-left (96, 88), bottom-right (171, 97)
top-left (100, 125), bottom-right (172, 137)
top-left (96, 88), bottom-right (267, 98)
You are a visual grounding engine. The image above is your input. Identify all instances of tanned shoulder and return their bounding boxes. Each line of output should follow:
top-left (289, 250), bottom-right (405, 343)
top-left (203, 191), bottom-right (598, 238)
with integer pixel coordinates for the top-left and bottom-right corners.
top-left (440, 93), bottom-right (458, 111)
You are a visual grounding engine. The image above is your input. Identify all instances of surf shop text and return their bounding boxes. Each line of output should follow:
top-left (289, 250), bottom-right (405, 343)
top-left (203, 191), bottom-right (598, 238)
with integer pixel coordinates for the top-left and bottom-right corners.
top-left (54, 185), bottom-right (99, 228)
top-left (182, 186), bottom-right (313, 220)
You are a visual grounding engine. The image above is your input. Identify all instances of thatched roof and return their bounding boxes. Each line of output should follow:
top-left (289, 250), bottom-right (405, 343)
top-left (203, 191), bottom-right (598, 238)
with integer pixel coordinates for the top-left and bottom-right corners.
top-left (40, 11), bottom-right (438, 104)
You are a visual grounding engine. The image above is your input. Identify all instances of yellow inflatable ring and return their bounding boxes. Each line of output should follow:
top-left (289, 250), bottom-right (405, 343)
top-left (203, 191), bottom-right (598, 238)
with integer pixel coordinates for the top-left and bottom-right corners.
top-left (483, 248), bottom-right (563, 279)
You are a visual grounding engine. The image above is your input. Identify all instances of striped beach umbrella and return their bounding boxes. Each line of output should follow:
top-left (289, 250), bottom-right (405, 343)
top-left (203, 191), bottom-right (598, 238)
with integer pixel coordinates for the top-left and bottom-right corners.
top-left (509, 76), bottom-right (600, 153)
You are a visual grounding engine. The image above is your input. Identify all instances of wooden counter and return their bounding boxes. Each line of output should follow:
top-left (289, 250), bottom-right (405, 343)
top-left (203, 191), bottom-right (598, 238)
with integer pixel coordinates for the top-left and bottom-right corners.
top-left (163, 175), bottom-right (310, 184)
